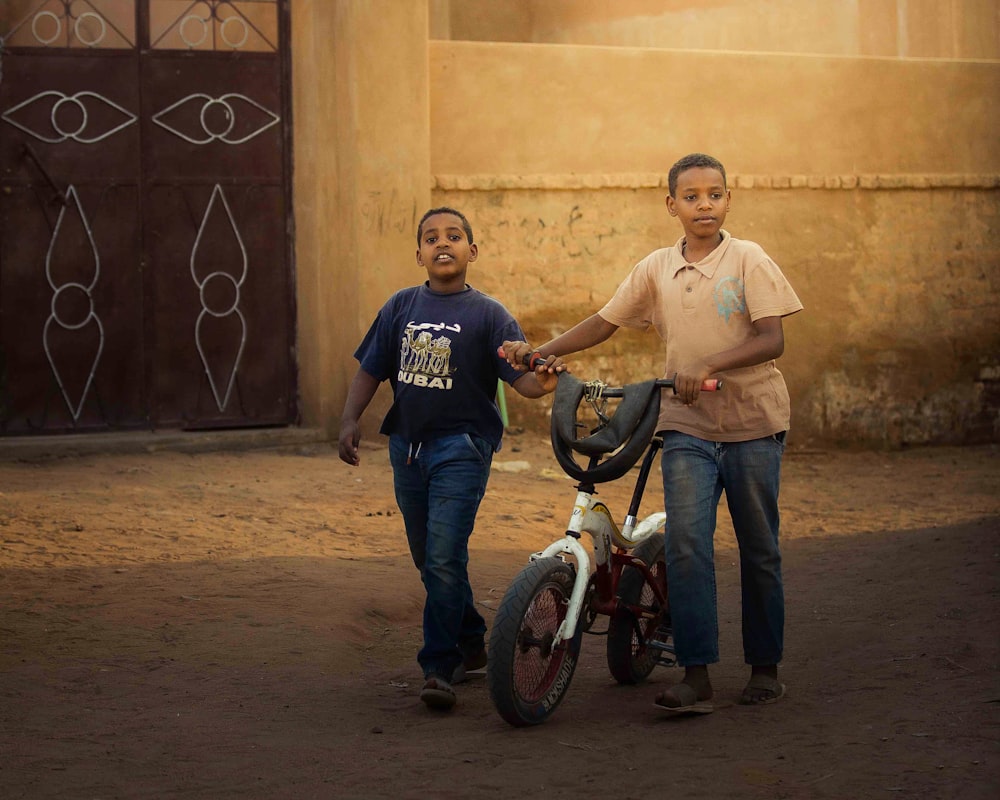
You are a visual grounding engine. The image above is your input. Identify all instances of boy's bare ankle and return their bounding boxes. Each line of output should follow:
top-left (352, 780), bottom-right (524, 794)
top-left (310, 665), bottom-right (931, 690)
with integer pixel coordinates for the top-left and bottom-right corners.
top-left (683, 665), bottom-right (713, 698)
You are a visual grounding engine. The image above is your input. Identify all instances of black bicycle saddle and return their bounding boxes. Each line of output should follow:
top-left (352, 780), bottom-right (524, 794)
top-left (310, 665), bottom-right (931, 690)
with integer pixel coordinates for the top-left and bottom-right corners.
top-left (550, 373), bottom-right (661, 484)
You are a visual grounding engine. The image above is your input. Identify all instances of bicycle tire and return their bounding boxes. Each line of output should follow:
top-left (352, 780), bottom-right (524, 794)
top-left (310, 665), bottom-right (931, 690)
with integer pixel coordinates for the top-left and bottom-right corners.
top-left (486, 557), bottom-right (582, 727)
top-left (606, 534), bottom-right (669, 684)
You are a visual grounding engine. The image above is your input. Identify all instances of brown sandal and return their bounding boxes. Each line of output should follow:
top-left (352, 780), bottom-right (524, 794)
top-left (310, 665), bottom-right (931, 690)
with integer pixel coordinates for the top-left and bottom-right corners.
top-left (420, 675), bottom-right (456, 710)
top-left (653, 682), bottom-right (714, 715)
top-left (739, 674), bottom-right (785, 705)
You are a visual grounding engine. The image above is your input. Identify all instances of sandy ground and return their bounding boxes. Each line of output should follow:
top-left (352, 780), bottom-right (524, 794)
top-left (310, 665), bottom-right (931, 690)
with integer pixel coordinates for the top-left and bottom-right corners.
top-left (1, 432), bottom-right (998, 799)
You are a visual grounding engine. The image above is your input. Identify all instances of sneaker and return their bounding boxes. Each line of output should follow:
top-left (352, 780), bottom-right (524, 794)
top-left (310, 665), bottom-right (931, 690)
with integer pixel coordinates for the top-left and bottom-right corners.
top-left (463, 648), bottom-right (488, 672)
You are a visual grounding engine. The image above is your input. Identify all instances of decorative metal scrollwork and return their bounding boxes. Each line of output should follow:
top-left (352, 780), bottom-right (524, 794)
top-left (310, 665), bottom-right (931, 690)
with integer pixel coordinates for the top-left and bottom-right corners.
top-left (150, 0), bottom-right (277, 52)
top-left (152, 93), bottom-right (279, 145)
top-left (44, 185), bottom-right (105, 421)
top-left (2, 1), bottom-right (135, 49)
top-left (191, 185), bottom-right (247, 412)
top-left (2, 90), bottom-right (137, 144)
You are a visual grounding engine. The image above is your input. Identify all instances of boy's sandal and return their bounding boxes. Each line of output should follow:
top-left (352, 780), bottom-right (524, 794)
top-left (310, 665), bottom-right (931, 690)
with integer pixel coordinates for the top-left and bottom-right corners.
top-left (739, 674), bottom-right (785, 705)
top-left (653, 682), bottom-right (714, 715)
top-left (420, 675), bottom-right (456, 710)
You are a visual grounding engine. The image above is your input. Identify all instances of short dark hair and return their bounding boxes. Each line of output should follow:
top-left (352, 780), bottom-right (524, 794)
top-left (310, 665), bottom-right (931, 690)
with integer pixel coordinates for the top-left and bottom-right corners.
top-left (417, 207), bottom-right (474, 245)
top-left (668, 153), bottom-right (727, 197)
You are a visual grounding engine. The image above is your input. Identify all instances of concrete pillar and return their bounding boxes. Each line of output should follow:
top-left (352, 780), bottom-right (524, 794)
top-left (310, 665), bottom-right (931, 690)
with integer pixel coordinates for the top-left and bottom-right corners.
top-left (292, 0), bottom-right (431, 435)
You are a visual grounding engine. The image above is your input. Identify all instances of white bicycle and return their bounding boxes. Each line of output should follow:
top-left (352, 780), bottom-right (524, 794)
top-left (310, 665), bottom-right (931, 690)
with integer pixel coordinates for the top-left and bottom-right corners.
top-left (486, 370), bottom-right (720, 727)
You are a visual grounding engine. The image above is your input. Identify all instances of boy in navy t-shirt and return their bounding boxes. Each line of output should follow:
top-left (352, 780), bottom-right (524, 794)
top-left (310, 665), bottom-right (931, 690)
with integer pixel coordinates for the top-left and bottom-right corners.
top-left (339, 207), bottom-right (565, 710)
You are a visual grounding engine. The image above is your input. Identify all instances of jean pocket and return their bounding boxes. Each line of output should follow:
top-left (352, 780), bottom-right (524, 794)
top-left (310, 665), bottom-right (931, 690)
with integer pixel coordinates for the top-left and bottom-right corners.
top-left (462, 433), bottom-right (493, 465)
top-left (771, 431), bottom-right (787, 447)
top-left (388, 434), bottom-right (408, 467)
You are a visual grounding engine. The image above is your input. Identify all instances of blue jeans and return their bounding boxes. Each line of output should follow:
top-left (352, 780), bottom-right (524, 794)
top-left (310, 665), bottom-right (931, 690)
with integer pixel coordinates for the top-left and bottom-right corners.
top-left (389, 433), bottom-right (491, 681)
top-left (660, 431), bottom-right (786, 667)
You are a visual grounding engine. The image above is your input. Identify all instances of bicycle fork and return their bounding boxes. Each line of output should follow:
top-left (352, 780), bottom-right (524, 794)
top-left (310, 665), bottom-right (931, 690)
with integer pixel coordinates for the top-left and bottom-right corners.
top-left (528, 488), bottom-right (603, 648)
top-left (528, 497), bottom-right (671, 653)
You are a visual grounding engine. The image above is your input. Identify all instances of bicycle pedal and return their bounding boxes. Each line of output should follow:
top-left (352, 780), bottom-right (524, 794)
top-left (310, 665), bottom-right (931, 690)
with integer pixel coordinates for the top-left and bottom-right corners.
top-left (654, 652), bottom-right (677, 668)
top-left (646, 624), bottom-right (676, 666)
top-left (646, 637), bottom-right (677, 667)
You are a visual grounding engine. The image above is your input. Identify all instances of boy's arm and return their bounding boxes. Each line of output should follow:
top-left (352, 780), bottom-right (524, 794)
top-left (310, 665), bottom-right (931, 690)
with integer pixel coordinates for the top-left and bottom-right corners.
top-left (674, 316), bottom-right (785, 405)
top-left (503, 313), bottom-right (619, 369)
top-left (510, 358), bottom-right (567, 398)
top-left (338, 368), bottom-right (381, 466)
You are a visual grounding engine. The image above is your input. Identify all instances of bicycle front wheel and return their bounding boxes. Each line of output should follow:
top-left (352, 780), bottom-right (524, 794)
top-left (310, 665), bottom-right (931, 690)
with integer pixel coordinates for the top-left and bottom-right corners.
top-left (607, 533), bottom-right (669, 684)
top-left (487, 557), bottom-right (582, 727)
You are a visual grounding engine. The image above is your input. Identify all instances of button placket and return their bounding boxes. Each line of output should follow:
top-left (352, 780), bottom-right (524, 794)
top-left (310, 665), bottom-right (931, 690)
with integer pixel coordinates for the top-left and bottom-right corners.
top-left (681, 265), bottom-right (698, 308)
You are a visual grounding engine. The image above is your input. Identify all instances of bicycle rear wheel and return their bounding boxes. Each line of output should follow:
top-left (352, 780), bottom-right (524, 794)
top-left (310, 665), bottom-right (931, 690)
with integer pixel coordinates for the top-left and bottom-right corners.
top-left (607, 534), bottom-right (669, 684)
top-left (487, 557), bottom-right (582, 727)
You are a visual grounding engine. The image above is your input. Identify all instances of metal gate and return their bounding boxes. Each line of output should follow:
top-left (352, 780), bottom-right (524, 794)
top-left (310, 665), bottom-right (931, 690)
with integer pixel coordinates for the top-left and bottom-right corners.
top-left (0, 0), bottom-right (295, 434)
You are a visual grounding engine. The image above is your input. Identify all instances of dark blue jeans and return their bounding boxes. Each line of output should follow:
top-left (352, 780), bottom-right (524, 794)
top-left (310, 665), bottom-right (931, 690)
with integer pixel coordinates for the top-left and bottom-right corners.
top-left (389, 433), bottom-right (491, 681)
top-left (660, 431), bottom-right (786, 667)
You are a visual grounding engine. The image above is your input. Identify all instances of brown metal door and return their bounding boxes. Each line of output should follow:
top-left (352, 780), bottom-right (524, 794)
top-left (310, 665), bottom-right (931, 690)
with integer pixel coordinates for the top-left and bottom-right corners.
top-left (0, 1), bottom-right (295, 434)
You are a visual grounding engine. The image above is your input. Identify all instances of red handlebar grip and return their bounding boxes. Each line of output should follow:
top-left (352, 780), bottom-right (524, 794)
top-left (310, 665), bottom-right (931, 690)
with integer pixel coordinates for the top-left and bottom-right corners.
top-left (673, 373), bottom-right (724, 393)
top-left (497, 346), bottom-right (544, 370)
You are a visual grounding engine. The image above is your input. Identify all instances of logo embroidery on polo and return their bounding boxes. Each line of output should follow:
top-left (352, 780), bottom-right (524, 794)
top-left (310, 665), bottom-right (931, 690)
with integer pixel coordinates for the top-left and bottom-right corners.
top-left (714, 277), bottom-right (746, 322)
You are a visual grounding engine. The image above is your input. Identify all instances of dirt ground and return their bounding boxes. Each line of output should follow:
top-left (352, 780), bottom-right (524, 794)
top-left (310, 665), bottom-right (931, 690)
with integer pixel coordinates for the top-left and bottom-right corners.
top-left (0, 431), bottom-right (998, 800)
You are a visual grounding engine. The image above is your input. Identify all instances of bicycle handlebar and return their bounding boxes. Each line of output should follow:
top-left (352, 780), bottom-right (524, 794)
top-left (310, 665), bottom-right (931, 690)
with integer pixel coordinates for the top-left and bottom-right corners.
top-left (606, 376), bottom-right (723, 396)
top-left (496, 346), bottom-right (547, 371)
top-left (497, 347), bottom-right (722, 392)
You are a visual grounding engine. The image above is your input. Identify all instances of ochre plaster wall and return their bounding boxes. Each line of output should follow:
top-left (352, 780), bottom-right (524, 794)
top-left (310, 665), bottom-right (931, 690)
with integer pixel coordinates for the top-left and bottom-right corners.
top-left (429, 42), bottom-right (999, 446)
top-left (435, 184), bottom-right (999, 447)
top-left (290, 5), bottom-right (997, 448)
top-left (292, 0), bottom-right (431, 436)
top-left (442, 0), bottom-right (1000, 60)
top-left (430, 42), bottom-right (999, 176)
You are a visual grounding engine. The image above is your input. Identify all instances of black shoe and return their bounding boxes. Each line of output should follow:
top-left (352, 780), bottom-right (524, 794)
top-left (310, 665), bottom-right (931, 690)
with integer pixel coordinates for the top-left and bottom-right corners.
top-left (452, 648), bottom-right (488, 684)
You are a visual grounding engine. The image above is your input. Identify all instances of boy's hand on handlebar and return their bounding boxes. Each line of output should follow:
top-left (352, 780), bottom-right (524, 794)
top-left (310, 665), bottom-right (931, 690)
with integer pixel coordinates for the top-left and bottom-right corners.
top-left (499, 341), bottom-right (567, 395)
top-left (500, 341), bottom-right (567, 374)
top-left (500, 340), bottom-right (537, 371)
top-left (533, 355), bottom-right (567, 392)
top-left (673, 363), bottom-right (716, 406)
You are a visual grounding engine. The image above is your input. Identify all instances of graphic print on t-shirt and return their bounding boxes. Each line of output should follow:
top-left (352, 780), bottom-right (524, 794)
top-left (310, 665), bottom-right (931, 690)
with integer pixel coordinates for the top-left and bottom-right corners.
top-left (398, 321), bottom-right (457, 390)
top-left (714, 276), bottom-right (746, 322)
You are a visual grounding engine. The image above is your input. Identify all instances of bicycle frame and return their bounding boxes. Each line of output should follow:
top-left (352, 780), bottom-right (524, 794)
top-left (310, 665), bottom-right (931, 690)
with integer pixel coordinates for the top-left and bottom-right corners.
top-left (528, 437), bottom-right (668, 649)
top-left (488, 370), bottom-right (720, 725)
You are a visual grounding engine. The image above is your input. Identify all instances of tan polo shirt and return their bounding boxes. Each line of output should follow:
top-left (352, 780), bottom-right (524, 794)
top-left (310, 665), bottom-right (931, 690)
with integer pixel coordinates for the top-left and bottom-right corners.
top-left (598, 231), bottom-right (803, 442)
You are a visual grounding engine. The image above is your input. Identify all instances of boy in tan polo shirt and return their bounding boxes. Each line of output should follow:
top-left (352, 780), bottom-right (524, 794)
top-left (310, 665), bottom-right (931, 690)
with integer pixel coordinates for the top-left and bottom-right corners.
top-left (503, 153), bottom-right (803, 714)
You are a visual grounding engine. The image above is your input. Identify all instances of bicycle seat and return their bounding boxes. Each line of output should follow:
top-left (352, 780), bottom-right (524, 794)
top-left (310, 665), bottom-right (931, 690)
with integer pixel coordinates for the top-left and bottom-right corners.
top-left (550, 373), bottom-right (661, 483)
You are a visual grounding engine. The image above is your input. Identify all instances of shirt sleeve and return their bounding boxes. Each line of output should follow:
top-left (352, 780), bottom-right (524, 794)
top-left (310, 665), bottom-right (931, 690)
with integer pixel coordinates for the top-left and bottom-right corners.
top-left (354, 300), bottom-right (396, 382)
top-left (744, 256), bottom-right (804, 321)
top-left (597, 256), bottom-right (658, 330)
top-left (495, 310), bottom-right (529, 386)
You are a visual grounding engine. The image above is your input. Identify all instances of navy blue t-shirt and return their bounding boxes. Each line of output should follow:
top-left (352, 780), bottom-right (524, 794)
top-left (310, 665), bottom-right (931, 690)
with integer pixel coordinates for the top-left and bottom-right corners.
top-left (354, 283), bottom-right (527, 451)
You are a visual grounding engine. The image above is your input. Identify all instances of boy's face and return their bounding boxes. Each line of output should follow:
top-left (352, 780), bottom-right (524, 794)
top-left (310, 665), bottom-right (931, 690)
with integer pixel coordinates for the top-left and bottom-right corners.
top-left (666, 166), bottom-right (731, 242)
top-left (416, 212), bottom-right (478, 289)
